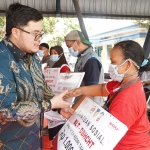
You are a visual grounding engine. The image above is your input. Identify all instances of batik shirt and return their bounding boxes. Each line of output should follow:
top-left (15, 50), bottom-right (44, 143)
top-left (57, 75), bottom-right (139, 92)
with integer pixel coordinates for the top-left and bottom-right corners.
top-left (0, 37), bottom-right (54, 150)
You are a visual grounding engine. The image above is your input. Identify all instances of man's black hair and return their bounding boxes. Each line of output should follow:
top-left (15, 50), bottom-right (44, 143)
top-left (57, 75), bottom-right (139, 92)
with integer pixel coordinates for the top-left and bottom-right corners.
top-left (6, 3), bottom-right (43, 37)
top-left (39, 43), bottom-right (49, 49)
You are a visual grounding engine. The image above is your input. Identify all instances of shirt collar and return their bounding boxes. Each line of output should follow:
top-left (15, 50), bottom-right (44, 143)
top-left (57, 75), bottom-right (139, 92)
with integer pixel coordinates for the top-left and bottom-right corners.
top-left (78, 46), bottom-right (92, 57)
top-left (3, 36), bottom-right (25, 62)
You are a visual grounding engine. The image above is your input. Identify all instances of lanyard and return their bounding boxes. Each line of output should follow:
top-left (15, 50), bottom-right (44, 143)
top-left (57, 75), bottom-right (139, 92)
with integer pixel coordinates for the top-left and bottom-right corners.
top-left (104, 77), bottom-right (140, 111)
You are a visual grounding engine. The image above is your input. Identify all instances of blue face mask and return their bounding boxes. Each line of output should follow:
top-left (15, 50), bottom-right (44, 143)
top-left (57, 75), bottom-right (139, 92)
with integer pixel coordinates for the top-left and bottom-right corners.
top-left (50, 53), bottom-right (63, 62)
top-left (108, 59), bottom-right (130, 82)
top-left (68, 41), bottom-right (79, 57)
top-left (50, 54), bottom-right (59, 62)
top-left (68, 47), bottom-right (79, 57)
top-left (38, 50), bottom-right (45, 57)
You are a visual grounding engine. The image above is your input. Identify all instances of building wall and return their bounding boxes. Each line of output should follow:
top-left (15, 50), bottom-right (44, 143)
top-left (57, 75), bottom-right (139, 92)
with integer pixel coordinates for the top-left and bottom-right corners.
top-left (90, 25), bottom-right (147, 73)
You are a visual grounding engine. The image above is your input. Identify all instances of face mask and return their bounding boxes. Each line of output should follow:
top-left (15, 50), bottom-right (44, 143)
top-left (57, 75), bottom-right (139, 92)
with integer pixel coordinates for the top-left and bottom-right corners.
top-left (50, 54), bottom-right (59, 62)
top-left (38, 50), bottom-right (45, 57)
top-left (108, 59), bottom-right (129, 82)
top-left (68, 47), bottom-right (79, 57)
top-left (68, 42), bottom-right (79, 57)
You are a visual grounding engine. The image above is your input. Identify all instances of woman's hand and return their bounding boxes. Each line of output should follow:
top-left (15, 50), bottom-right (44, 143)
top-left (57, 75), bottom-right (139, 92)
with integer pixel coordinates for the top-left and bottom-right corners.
top-left (50, 90), bottom-right (73, 109)
top-left (143, 80), bottom-right (150, 86)
top-left (44, 66), bottom-right (49, 70)
top-left (63, 87), bottom-right (83, 100)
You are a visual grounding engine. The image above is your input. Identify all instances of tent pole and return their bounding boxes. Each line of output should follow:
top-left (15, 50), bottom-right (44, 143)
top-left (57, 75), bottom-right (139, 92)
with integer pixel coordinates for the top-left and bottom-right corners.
top-left (72, 0), bottom-right (89, 40)
top-left (143, 26), bottom-right (150, 59)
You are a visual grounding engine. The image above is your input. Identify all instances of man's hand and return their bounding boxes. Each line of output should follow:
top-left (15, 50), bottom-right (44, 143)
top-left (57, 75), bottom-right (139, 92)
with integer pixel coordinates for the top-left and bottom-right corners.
top-left (60, 107), bottom-right (74, 119)
top-left (51, 90), bottom-right (73, 109)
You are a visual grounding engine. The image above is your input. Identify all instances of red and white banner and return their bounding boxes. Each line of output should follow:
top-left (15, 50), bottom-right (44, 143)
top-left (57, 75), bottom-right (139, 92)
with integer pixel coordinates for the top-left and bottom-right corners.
top-left (57, 97), bottom-right (128, 150)
top-left (42, 68), bottom-right (60, 91)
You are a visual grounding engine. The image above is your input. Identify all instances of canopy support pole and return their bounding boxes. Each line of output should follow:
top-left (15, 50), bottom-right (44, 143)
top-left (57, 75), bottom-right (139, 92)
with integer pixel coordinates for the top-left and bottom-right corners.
top-left (72, 0), bottom-right (89, 40)
top-left (143, 27), bottom-right (150, 59)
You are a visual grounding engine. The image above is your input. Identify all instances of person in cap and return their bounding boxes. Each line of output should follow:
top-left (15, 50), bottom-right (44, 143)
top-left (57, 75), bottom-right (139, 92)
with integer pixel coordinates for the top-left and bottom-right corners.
top-left (65, 30), bottom-right (105, 106)
top-left (0, 3), bottom-right (73, 150)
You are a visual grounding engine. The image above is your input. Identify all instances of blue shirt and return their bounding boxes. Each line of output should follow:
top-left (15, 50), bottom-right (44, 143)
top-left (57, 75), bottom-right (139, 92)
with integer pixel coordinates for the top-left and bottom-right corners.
top-left (83, 57), bottom-right (101, 85)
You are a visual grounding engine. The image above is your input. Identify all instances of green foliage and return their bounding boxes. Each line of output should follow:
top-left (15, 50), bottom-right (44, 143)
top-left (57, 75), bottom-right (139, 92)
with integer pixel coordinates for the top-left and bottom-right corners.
top-left (47, 36), bottom-right (64, 47)
top-left (63, 18), bottom-right (80, 34)
top-left (0, 16), bottom-right (80, 46)
top-left (42, 17), bottom-right (59, 34)
top-left (133, 20), bottom-right (150, 29)
top-left (0, 16), bottom-right (6, 40)
top-left (42, 17), bottom-right (80, 47)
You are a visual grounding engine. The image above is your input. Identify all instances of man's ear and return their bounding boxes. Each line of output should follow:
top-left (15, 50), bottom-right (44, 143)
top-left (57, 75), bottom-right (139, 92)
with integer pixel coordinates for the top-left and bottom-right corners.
top-left (11, 28), bottom-right (20, 39)
top-left (76, 40), bottom-right (80, 46)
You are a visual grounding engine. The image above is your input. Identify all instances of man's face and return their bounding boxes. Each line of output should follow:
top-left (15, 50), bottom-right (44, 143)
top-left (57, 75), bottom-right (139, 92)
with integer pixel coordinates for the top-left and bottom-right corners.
top-left (65, 40), bottom-right (74, 48)
top-left (15, 20), bottom-right (43, 54)
top-left (65, 40), bottom-right (79, 52)
top-left (39, 46), bottom-right (49, 56)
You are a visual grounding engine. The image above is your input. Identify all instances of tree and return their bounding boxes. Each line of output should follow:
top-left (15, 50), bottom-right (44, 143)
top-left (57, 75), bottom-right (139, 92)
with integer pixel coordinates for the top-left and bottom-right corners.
top-left (42, 17), bottom-right (80, 47)
top-left (0, 16), bottom-right (80, 46)
top-left (42, 17), bottom-right (59, 34)
top-left (0, 16), bottom-right (6, 40)
top-left (133, 20), bottom-right (150, 29)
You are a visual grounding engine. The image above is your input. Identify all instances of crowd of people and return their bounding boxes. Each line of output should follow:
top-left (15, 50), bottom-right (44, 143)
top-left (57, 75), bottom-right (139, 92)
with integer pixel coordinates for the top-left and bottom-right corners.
top-left (0, 2), bottom-right (150, 150)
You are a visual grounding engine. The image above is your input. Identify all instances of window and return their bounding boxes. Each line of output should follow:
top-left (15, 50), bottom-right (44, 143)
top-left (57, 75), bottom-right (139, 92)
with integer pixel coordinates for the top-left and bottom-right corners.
top-left (95, 46), bottom-right (103, 57)
top-left (107, 45), bottom-right (112, 59)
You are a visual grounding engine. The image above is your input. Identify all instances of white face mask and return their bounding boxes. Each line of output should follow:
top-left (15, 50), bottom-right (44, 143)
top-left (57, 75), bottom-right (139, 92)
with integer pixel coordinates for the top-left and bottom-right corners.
top-left (108, 59), bottom-right (130, 82)
top-left (68, 41), bottom-right (79, 57)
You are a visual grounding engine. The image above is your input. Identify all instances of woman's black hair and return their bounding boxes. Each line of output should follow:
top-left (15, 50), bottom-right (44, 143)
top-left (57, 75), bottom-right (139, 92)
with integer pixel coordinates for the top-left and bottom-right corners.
top-left (6, 3), bottom-right (43, 37)
top-left (50, 45), bottom-right (68, 68)
top-left (114, 40), bottom-right (150, 71)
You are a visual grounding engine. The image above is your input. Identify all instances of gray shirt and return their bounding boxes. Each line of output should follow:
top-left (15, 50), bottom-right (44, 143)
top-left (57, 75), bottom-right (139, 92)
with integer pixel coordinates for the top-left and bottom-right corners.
top-left (42, 55), bottom-right (55, 68)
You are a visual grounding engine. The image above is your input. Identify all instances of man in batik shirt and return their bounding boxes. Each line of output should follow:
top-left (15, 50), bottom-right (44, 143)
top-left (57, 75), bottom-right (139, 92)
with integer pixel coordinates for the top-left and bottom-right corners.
top-left (0, 3), bottom-right (73, 150)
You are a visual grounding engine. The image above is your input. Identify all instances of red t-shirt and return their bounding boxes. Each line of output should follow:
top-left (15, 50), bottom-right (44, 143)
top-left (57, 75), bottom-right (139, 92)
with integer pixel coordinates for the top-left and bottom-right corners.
top-left (106, 79), bottom-right (150, 150)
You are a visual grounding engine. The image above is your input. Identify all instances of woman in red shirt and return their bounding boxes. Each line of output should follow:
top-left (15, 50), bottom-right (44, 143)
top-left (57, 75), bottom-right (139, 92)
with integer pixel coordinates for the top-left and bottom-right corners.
top-left (65, 40), bottom-right (150, 150)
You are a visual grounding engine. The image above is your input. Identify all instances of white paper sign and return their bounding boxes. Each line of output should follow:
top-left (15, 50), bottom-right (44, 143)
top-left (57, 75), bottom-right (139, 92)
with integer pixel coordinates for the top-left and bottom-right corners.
top-left (43, 71), bottom-right (85, 128)
top-left (42, 68), bottom-right (60, 90)
top-left (53, 72), bottom-right (85, 102)
top-left (57, 97), bottom-right (128, 150)
top-left (44, 110), bottom-right (67, 128)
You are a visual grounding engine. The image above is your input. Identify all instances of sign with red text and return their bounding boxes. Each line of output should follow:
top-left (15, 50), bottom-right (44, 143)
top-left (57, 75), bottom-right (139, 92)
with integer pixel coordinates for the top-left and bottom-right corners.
top-left (44, 72), bottom-right (85, 129)
top-left (42, 68), bottom-right (60, 91)
top-left (57, 97), bottom-right (128, 150)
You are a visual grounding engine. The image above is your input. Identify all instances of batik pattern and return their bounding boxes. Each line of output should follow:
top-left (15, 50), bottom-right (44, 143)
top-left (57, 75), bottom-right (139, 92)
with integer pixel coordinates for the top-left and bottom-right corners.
top-left (0, 39), bottom-right (54, 150)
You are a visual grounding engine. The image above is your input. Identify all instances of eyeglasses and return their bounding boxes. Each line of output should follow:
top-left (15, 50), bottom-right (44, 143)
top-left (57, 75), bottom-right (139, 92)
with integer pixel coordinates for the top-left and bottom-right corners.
top-left (16, 27), bottom-right (44, 41)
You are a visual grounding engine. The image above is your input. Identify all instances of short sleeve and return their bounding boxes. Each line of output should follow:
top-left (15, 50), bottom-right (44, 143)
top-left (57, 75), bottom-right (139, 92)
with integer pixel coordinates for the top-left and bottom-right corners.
top-left (106, 80), bottom-right (119, 93)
